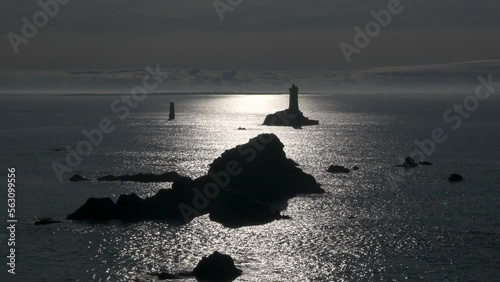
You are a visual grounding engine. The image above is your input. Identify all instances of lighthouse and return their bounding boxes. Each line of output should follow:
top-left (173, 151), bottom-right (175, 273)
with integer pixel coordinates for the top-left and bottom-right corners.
top-left (288, 84), bottom-right (300, 113)
top-left (263, 84), bottom-right (318, 126)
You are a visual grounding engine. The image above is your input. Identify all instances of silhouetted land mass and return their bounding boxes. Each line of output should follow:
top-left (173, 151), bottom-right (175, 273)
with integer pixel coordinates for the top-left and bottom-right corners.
top-left (263, 84), bottom-right (319, 127)
top-left (67, 134), bottom-right (324, 227)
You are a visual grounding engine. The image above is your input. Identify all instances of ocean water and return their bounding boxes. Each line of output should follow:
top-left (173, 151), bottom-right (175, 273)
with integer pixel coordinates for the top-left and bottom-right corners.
top-left (0, 93), bottom-right (499, 281)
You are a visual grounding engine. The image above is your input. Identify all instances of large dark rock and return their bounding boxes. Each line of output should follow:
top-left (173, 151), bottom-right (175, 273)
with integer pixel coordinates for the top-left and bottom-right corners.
top-left (263, 109), bottom-right (319, 127)
top-left (327, 165), bottom-right (351, 173)
top-left (97, 172), bottom-right (180, 183)
top-left (67, 134), bottom-right (324, 227)
top-left (449, 173), bottom-right (464, 182)
top-left (193, 252), bottom-right (242, 281)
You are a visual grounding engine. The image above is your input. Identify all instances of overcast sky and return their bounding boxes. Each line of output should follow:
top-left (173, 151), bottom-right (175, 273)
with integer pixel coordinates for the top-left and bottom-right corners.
top-left (1, 0), bottom-right (500, 92)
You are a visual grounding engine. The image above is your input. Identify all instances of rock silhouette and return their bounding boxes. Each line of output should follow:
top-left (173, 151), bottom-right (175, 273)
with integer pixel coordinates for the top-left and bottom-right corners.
top-left (69, 174), bottom-right (88, 182)
top-left (449, 173), bottom-right (464, 182)
top-left (396, 157), bottom-right (433, 168)
top-left (403, 157), bottom-right (418, 168)
top-left (97, 172), bottom-right (181, 183)
top-left (352, 166), bottom-right (360, 171)
top-left (263, 84), bottom-right (319, 127)
top-left (193, 252), bottom-right (242, 281)
top-left (67, 198), bottom-right (118, 220)
top-left (327, 165), bottom-right (350, 173)
top-left (34, 218), bottom-right (62, 225)
top-left (67, 134), bottom-right (324, 227)
top-left (149, 252), bottom-right (241, 281)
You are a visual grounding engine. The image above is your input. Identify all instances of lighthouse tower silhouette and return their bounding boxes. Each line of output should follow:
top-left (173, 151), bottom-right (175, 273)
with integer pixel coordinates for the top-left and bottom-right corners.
top-left (288, 84), bottom-right (300, 113)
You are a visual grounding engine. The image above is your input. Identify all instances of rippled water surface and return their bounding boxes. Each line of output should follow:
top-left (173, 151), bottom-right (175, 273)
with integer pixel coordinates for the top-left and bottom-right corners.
top-left (0, 93), bottom-right (499, 281)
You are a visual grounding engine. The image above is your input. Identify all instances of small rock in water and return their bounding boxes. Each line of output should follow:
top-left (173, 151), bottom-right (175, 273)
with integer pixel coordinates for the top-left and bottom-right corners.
top-left (237, 127), bottom-right (247, 130)
top-left (352, 166), bottom-right (359, 171)
top-left (327, 165), bottom-right (350, 173)
top-left (419, 161), bottom-right (433, 166)
top-left (69, 174), bottom-right (88, 182)
top-left (193, 252), bottom-right (242, 281)
top-left (34, 218), bottom-right (62, 225)
top-left (403, 157), bottom-right (419, 168)
top-left (449, 173), bottom-right (464, 182)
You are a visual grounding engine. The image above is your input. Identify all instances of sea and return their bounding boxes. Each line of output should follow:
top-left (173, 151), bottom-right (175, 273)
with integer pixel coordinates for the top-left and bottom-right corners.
top-left (0, 92), bottom-right (499, 281)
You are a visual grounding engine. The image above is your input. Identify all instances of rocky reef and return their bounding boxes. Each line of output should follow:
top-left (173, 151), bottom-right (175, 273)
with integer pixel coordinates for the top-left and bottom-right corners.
top-left (67, 134), bottom-right (324, 227)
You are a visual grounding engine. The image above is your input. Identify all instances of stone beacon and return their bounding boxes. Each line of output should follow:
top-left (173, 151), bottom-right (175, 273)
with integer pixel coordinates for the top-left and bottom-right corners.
top-left (263, 84), bottom-right (319, 128)
top-left (288, 84), bottom-right (300, 113)
top-left (169, 102), bottom-right (175, 120)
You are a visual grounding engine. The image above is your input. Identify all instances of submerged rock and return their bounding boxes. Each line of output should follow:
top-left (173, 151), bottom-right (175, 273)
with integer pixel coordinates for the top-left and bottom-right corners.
top-left (352, 166), bottom-right (360, 171)
top-left (69, 174), bottom-right (88, 182)
top-left (193, 252), bottom-right (242, 281)
top-left (67, 134), bottom-right (323, 227)
top-left (419, 161), bottom-right (433, 166)
top-left (34, 218), bottom-right (62, 225)
top-left (327, 165), bottom-right (350, 173)
top-left (449, 173), bottom-right (464, 182)
top-left (97, 172), bottom-right (180, 183)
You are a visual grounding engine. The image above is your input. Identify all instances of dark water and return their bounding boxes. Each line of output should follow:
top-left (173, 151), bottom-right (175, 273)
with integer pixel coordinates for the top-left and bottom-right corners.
top-left (0, 93), bottom-right (499, 281)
